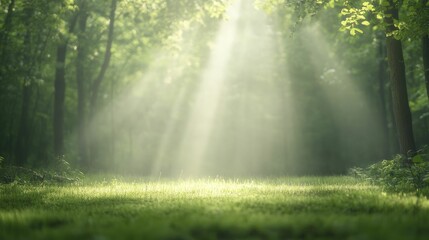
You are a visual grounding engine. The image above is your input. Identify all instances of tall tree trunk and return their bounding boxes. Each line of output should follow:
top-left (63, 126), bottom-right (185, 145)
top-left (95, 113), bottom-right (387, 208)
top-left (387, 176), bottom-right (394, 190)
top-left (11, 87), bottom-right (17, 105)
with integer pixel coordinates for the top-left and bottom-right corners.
top-left (0, 0), bottom-right (17, 154)
top-left (76, 2), bottom-right (89, 167)
top-left (53, 14), bottom-right (78, 159)
top-left (423, 35), bottom-right (429, 102)
top-left (15, 79), bottom-right (32, 165)
top-left (384, 0), bottom-right (416, 158)
top-left (418, 0), bottom-right (429, 108)
top-left (0, 0), bottom-right (16, 64)
top-left (53, 44), bottom-right (67, 159)
top-left (14, 4), bottom-right (33, 166)
top-left (90, 0), bottom-right (117, 115)
top-left (0, 0), bottom-right (17, 165)
top-left (377, 34), bottom-right (390, 158)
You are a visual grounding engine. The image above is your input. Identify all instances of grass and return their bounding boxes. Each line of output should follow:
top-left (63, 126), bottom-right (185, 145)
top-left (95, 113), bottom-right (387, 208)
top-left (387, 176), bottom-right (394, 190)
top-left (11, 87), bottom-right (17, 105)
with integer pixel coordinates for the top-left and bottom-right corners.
top-left (1, 176), bottom-right (429, 239)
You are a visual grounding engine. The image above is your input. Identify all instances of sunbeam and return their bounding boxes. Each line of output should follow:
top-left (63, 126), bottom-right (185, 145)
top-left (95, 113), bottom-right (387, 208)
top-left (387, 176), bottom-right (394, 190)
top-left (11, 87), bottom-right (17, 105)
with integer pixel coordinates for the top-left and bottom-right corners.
top-left (57, 0), bottom-right (399, 177)
top-left (84, 0), bottom-right (304, 177)
top-left (174, 0), bottom-right (242, 177)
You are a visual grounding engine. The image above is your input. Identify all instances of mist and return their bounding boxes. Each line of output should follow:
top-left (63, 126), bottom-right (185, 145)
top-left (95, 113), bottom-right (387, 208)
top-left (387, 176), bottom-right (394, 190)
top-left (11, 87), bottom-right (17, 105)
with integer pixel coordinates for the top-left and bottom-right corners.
top-left (80, 0), bottom-right (388, 177)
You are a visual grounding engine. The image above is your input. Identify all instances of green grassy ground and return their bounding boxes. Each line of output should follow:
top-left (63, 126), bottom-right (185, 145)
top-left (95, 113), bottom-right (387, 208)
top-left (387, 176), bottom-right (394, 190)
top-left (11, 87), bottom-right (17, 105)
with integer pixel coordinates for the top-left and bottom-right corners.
top-left (1, 176), bottom-right (428, 240)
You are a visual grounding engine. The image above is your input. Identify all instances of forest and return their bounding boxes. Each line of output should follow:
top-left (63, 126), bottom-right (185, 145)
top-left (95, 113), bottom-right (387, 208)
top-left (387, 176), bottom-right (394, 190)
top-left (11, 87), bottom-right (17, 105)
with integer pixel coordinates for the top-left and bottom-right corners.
top-left (1, 0), bottom-right (429, 239)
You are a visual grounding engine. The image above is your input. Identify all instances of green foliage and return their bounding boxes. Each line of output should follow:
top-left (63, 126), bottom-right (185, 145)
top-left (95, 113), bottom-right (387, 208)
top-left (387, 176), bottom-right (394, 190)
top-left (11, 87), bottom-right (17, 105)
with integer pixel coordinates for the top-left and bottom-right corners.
top-left (256, 0), bottom-right (329, 15)
top-left (54, 156), bottom-right (84, 181)
top-left (0, 0), bottom-right (230, 169)
top-left (0, 157), bottom-right (83, 185)
top-left (255, 0), bottom-right (330, 33)
top-left (350, 148), bottom-right (429, 194)
top-left (337, 0), bottom-right (429, 38)
top-left (339, 2), bottom-right (375, 35)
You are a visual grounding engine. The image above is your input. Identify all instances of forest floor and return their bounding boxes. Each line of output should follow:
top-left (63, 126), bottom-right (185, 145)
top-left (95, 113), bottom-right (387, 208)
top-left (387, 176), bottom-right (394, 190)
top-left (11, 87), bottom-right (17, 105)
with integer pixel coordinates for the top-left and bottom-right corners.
top-left (1, 176), bottom-right (429, 239)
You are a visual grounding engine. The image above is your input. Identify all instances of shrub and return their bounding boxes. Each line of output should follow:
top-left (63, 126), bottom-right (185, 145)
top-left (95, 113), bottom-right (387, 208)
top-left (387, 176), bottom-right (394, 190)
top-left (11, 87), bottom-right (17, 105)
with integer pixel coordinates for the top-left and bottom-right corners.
top-left (350, 147), bottom-right (429, 195)
top-left (0, 156), bottom-right (83, 185)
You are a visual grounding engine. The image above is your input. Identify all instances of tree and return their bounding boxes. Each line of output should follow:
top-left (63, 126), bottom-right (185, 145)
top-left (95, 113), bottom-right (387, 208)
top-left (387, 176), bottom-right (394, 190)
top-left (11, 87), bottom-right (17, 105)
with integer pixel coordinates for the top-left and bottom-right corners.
top-left (423, 1), bottom-right (429, 102)
top-left (15, 2), bottom-right (34, 165)
top-left (376, 34), bottom-right (391, 157)
top-left (0, 0), bottom-right (18, 162)
top-left (384, 0), bottom-right (416, 157)
top-left (76, 0), bottom-right (89, 166)
top-left (53, 12), bottom-right (78, 159)
top-left (0, 0), bottom-right (16, 67)
top-left (90, 0), bottom-right (117, 115)
top-left (336, 0), bottom-right (420, 157)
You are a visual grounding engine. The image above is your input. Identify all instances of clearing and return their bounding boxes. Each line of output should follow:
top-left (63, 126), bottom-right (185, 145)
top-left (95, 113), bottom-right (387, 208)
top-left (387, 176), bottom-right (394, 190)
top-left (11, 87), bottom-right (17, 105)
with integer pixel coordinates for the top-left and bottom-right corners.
top-left (1, 176), bottom-right (428, 239)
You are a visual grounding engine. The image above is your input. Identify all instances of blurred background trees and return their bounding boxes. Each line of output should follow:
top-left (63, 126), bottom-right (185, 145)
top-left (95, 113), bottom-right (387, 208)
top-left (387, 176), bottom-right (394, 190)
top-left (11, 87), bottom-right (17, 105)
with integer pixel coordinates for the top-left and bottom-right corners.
top-left (0, 0), bottom-right (428, 176)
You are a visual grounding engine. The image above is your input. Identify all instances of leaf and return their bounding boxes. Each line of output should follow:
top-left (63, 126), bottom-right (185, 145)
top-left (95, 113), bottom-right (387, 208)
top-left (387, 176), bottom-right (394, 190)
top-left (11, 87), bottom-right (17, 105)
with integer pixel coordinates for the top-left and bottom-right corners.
top-left (350, 28), bottom-right (363, 35)
top-left (340, 8), bottom-right (349, 15)
top-left (412, 154), bottom-right (424, 164)
top-left (381, 1), bottom-right (391, 7)
top-left (424, 174), bottom-right (429, 183)
top-left (361, 21), bottom-right (370, 26)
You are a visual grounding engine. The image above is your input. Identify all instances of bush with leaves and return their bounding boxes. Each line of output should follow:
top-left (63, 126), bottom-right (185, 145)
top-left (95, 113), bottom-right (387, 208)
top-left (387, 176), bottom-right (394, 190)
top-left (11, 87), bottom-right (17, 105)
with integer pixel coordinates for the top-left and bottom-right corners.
top-left (350, 147), bottom-right (429, 195)
top-left (0, 156), bottom-right (84, 185)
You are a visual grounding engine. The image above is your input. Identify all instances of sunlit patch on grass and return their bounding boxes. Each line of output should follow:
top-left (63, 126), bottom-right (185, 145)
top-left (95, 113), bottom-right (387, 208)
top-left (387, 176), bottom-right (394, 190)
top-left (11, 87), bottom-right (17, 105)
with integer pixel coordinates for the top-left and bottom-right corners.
top-left (1, 177), bottom-right (429, 239)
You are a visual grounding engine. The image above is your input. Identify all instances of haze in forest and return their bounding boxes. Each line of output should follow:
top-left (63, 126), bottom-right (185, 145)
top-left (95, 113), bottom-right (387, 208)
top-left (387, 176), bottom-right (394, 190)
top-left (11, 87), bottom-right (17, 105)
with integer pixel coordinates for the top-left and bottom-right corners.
top-left (86, 0), bottom-right (387, 177)
top-left (1, 0), bottom-right (428, 178)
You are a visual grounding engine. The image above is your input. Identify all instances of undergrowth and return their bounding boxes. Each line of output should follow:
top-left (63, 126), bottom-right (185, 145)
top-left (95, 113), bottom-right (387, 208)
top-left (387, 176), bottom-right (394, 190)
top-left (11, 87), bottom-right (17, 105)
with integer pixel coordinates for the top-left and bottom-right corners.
top-left (0, 156), bottom-right (83, 185)
top-left (350, 147), bottom-right (429, 195)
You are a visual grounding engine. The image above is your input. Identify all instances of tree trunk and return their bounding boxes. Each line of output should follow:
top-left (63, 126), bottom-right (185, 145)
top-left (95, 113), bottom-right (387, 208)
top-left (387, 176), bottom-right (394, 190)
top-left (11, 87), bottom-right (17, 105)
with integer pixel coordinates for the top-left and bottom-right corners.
top-left (423, 35), bottom-right (429, 102)
top-left (53, 44), bottom-right (67, 158)
top-left (422, 1), bottom-right (429, 103)
top-left (14, 4), bottom-right (33, 166)
top-left (0, 0), bottom-right (17, 164)
top-left (384, 0), bottom-right (416, 158)
top-left (15, 79), bottom-right (32, 166)
top-left (76, 2), bottom-right (89, 167)
top-left (0, 0), bottom-right (16, 64)
top-left (53, 14), bottom-right (78, 159)
top-left (377, 34), bottom-right (390, 158)
top-left (90, 0), bottom-right (117, 115)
